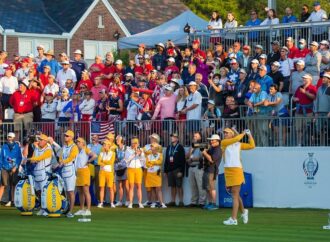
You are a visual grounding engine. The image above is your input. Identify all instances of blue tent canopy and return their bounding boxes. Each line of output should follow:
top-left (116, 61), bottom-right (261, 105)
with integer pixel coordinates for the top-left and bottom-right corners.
top-left (118, 10), bottom-right (208, 49)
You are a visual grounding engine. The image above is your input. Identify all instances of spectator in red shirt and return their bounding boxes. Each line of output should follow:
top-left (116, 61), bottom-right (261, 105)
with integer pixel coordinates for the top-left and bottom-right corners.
top-left (79, 70), bottom-right (93, 90)
top-left (286, 37), bottom-right (299, 59)
top-left (91, 76), bottom-right (107, 102)
top-left (108, 74), bottom-right (125, 100)
top-left (89, 55), bottom-right (105, 82)
top-left (165, 57), bottom-right (180, 82)
top-left (29, 79), bottom-right (42, 122)
top-left (101, 53), bottom-right (115, 87)
top-left (39, 65), bottom-right (51, 87)
top-left (143, 55), bottom-right (154, 75)
top-left (134, 56), bottom-right (146, 75)
top-left (192, 39), bottom-right (206, 60)
top-left (12, 53), bottom-right (21, 71)
top-left (293, 73), bottom-right (317, 145)
top-left (9, 79), bottom-right (35, 134)
top-left (292, 39), bottom-right (310, 64)
top-left (148, 70), bottom-right (158, 90)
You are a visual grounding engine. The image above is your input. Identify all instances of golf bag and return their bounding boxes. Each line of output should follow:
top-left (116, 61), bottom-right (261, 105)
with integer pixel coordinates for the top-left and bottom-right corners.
top-left (41, 171), bottom-right (69, 218)
top-left (14, 173), bottom-right (36, 216)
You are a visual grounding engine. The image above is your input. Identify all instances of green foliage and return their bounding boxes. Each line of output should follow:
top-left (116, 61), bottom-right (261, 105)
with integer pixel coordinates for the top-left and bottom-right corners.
top-left (183, 0), bottom-right (330, 25)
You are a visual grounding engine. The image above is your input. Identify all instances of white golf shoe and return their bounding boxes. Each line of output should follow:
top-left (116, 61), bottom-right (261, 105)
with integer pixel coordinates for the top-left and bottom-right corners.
top-left (223, 217), bottom-right (238, 226)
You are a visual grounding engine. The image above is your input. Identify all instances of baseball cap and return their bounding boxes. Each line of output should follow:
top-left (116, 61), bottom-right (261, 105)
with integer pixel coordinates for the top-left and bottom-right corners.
top-left (286, 37), bottom-right (293, 42)
top-left (299, 39), bottom-right (306, 44)
top-left (259, 54), bottom-right (267, 59)
top-left (37, 45), bottom-right (45, 50)
top-left (138, 43), bottom-right (145, 48)
top-left (61, 60), bottom-right (70, 65)
top-left (251, 59), bottom-right (259, 64)
top-left (125, 73), bottom-right (133, 77)
top-left (208, 100), bottom-right (215, 105)
top-left (45, 93), bottom-right (54, 97)
top-left (170, 132), bottom-right (179, 137)
top-left (115, 59), bottom-right (123, 65)
top-left (20, 79), bottom-right (30, 88)
top-left (65, 130), bottom-right (74, 138)
top-left (313, 1), bottom-right (320, 6)
top-left (164, 84), bottom-right (173, 91)
top-left (272, 61), bottom-right (281, 67)
top-left (7, 132), bottom-right (15, 138)
top-left (243, 45), bottom-right (250, 50)
top-left (323, 73), bottom-right (330, 79)
top-left (302, 74), bottom-right (312, 79)
top-left (156, 43), bottom-right (165, 49)
top-left (239, 68), bottom-right (247, 74)
top-left (149, 133), bottom-right (160, 142)
top-left (309, 41), bottom-right (319, 47)
top-left (296, 60), bottom-right (305, 66)
top-left (37, 134), bottom-right (48, 141)
top-left (192, 39), bottom-right (200, 45)
top-left (168, 57), bottom-right (175, 63)
top-left (74, 49), bottom-right (83, 55)
top-left (258, 65), bottom-right (267, 71)
top-left (230, 59), bottom-right (238, 64)
top-left (228, 53), bottom-right (237, 59)
top-left (207, 134), bottom-right (220, 140)
top-left (188, 81), bottom-right (197, 86)
top-left (255, 44), bottom-right (263, 50)
top-left (281, 46), bottom-right (289, 52)
top-left (320, 40), bottom-right (329, 46)
top-left (271, 40), bottom-right (280, 45)
top-left (27, 53), bottom-right (34, 58)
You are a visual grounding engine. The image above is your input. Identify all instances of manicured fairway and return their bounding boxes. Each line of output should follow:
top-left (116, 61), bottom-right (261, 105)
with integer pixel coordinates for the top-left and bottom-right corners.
top-left (0, 206), bottom-right (329, 242)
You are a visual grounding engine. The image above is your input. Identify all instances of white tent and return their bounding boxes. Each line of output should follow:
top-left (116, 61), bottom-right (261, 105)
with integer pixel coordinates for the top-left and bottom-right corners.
top-left (118, 10), bottom-right (208, 49)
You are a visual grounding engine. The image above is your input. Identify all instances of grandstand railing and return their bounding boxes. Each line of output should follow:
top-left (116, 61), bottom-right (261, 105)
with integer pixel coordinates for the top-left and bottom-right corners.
top-left (190, 21), bottom-right (330, 53)
top-left (1, 117), bottom-right (328, 148)
top-left (115, 117), bottom-right (329, 147)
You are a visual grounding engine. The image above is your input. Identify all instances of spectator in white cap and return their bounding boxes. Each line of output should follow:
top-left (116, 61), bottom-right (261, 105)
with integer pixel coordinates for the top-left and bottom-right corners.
top-left (285, 37), bottom-right (299, 59)
top-left (56, 60), bottom-right (77, 89)
top-left (269, 61), bottom-right (284, 92)
top-left (290, 60), bottom-right (307, 95)
top-left (234, 68), bottom-right (249, 105)
top-left (305, 2), bottom-right (328, 40)
top-left (315, 72), bottom-right (330, 144)
top-left (293, 39), bottom-right (310, 64)
top-left (153, 43), bottom-right (166, 71)
top-left (181, 81), bottom-right (202, 135)
top-left (70, 49), bottom-right (88, 85)
top-left (0, 65), bottom-right (18, 109)
top-left (293, 73), bottom-right (317, 146)
top-left (164, 57), bottom-right (179, 82)
top-left (257, 65), bottom-right (273, 93)
top-left (279, 46), bottom-right (294, 93)
top-left (203, 99), bottom-right (221, 137)
top-left (253, 44), bottom-right (264, 60)
top-left (319, 40), bottom-right (330, 73)
top-left (35, 45), bottom-right (46, 66)
top-left (305, 41), bottom-right (322, 85)
top-left (247, 59), bottom-right (260, 82)
top-left (258, 54), bottom-right (270, 73)
top-left (228, 59), bottom-right (240, 83)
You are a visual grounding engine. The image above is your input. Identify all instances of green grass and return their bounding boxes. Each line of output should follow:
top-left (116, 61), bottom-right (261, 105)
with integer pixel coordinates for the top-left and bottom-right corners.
top-left (0, 206), bottom-right (329, 242)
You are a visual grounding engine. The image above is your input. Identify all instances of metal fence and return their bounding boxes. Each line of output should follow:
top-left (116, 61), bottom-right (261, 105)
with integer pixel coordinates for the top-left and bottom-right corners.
top-left (114, 117), bottom-right (330, 147)
top-left (191, 21), bottom-right (330, 54)
top-left (1, 118), bottom-right (328, 148)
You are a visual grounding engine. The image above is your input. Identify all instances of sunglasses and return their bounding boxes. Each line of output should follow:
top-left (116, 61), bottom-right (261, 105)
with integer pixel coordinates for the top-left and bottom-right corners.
top-left (64, 135), bottom-right (70, 137)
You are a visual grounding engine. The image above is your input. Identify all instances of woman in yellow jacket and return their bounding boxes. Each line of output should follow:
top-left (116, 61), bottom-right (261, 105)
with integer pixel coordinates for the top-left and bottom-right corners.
top-left (145, 143), bottom-right (167, 208)
top-left (75, 137), bottom-right (97, 216)
top-left (221, 128), bottom-right (255, 226)
top-left (97, 140), bottom-right (116, 208)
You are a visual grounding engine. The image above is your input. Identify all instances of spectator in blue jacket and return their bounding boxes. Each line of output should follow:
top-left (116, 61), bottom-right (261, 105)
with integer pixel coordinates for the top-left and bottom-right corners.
top-left (246, 10), bottom-right (262, 41)
top-left (282, 7), bottom-right (298, 37)
top-left (257, 65), bottom-right (274, 93)
top-left (0, 132), bottom-right (22, 207)
top-left (70, 49), bottom-right (88, 86)
top-left (153, 43), bottom-right (167, 71)
top-left (38, 50), bottom-right (61, 76)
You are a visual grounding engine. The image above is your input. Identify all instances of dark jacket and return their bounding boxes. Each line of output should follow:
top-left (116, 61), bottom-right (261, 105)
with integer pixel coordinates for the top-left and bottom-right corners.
top-left (164, 143), bottom-right (186, 174)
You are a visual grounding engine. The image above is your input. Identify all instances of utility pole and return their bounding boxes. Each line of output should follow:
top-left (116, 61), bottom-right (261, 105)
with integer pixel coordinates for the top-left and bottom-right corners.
top-left (268, 0), bottom-right (276, 10)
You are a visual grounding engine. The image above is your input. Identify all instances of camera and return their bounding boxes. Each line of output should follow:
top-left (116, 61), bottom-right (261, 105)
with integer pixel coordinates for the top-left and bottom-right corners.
top-left (24, 134), bottom-right (37, 145)
top-left (192, 143), bottom-right (208, 151)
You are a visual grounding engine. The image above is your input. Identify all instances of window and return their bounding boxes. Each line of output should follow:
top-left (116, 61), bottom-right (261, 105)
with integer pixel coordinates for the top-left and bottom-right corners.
top-left (84, 40), bottom-right (117, 64)
top-left (98, 15), bottom-right (105, 29)
top-left (18, 38), bottom-right (53, 56)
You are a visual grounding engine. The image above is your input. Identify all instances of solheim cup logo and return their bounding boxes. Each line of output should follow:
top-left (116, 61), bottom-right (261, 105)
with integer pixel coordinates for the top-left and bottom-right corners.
top-left (303, 153), bottom-right (319, 180)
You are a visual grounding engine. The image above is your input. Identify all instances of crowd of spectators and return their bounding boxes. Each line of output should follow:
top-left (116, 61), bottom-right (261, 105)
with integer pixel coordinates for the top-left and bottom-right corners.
top-left (0, 2), bottom-right (329, 147)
